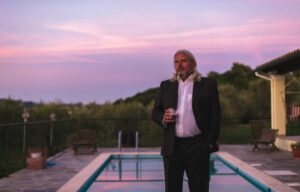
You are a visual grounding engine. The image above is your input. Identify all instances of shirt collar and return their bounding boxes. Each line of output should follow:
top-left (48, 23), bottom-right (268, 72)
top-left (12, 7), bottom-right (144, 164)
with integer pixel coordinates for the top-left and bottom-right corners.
top-left (179, 75), bottom-right (194, 84)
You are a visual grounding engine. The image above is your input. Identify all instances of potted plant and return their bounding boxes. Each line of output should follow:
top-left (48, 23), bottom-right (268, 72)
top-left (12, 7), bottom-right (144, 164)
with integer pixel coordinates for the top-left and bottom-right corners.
top-left (291, 142), bottom-right (300, 159)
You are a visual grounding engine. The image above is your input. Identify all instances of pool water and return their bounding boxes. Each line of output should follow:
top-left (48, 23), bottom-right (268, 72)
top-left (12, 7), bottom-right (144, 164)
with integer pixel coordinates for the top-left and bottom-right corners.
top-left (83, 155), bottom-right (269, 192)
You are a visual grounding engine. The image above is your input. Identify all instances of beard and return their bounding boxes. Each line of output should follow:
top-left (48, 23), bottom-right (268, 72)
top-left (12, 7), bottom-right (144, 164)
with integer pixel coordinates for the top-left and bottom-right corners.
top-left (177, 70), bottom-right (188, 79)
top-left (176, 68), bottom-right (194, 80)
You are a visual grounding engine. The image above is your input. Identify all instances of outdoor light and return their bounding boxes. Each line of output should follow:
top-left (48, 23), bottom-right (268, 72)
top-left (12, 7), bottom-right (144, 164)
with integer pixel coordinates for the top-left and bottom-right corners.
top-left (22, 108), bottom-right (30, 123)
top-left (49, 113), bottom-right (56, 121)
top-left (68, 110), bottom-right (73, 118)
top-left (22, 108), bottom-right (30, 153)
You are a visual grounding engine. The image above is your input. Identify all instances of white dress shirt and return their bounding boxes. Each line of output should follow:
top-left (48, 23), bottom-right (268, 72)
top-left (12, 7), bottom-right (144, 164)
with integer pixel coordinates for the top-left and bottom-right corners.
top-left (175, 76), bottom-right (201, 138)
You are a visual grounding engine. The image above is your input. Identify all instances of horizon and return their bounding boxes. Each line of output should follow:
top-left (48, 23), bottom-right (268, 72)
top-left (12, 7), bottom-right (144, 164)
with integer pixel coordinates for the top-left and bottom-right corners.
top-left (1, 62), bottom-right (257, 105)
top-left (1, 0), bottom-right (299, 104)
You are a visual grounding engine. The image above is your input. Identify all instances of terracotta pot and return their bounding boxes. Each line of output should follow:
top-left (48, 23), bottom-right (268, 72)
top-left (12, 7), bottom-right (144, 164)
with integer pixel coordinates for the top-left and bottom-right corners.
top-left (291, 147), bottom-right (300, 159)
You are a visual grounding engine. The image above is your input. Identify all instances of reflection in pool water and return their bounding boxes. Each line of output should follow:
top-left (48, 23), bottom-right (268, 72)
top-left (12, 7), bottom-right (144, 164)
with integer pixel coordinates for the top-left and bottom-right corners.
top-left (85, 155), bottom-right (265, 192)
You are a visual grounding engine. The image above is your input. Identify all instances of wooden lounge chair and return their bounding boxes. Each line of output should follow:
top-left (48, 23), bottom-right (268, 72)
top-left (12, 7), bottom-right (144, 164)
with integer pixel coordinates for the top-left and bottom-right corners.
top-left (250, 120), bottom-right (264, 143)
top-left (250, 120), bottom-right (279, 152)
top-left (72, 129), bottom-right (97, 154)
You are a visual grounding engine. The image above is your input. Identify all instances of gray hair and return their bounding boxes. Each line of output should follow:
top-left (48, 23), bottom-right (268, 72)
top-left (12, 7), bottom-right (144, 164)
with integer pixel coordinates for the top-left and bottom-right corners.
top-left (174, 49), bottom-right (197, 66)
top-left (171, 49), bottom-right (201, 82)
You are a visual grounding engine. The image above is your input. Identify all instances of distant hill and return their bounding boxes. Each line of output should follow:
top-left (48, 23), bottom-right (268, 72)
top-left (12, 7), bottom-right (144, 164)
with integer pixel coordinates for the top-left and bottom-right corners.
top-left (0, 98), bottom-right (36, 108)
top-left (22, 101), bottom-right (36, 108)
top-left (114, 87), bottom-right (159, 106)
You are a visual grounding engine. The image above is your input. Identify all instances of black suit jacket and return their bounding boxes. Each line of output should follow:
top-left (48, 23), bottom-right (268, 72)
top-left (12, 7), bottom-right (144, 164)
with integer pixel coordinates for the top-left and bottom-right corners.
top-left (152, 77), bottom-right (221, 156)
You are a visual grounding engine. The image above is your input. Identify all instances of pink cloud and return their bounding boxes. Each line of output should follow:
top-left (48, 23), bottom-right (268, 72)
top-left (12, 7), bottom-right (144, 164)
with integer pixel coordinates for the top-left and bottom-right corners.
top-left (44, 22), bottom-right (100, 36)
top-left (0, 47), bottom-right (20, 57)
top-left (1, 17), bottom-right (298, 62)
top-left (141, 18), bottom-right (300, 52)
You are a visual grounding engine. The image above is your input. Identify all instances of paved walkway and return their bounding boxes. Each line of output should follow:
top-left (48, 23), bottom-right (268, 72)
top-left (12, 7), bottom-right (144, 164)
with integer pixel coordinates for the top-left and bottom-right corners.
top-left (0, 145), bottom-right (299, 192)
top-left (221, 145), bottom-right (300, 191)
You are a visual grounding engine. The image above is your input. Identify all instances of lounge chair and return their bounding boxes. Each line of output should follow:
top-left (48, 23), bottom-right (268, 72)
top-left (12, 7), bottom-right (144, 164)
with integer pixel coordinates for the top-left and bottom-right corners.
top-left (72, 129), bottom-right (97, 154)
top-left (250, 120), bottom-right (264, 143)
top-left (250, 120), bottom-right (279, 152)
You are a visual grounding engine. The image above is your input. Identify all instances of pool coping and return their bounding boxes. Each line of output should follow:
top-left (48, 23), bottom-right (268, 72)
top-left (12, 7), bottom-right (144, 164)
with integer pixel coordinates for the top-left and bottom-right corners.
top-left (57, 151), bottom-right (297, 192)
top-left (57, 152), bottom-right (160, 192)
top-left (217, 152), bottom-right (297, 192)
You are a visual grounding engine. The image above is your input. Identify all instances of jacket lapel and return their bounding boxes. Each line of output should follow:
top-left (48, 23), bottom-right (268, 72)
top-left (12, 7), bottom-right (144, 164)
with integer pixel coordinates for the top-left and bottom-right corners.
top-left (192, 81), bottom-right (201, 111)
top-left (169, 81), bottom-right (178, 109)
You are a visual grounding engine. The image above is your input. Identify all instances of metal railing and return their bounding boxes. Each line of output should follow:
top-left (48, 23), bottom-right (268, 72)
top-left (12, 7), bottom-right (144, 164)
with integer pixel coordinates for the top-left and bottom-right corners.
top-left (0, 119), bottom-right (75, 178)
top-left (118, 130), bottom-right (140, 153)
top-left (118, 130), bottom-right (122, 153)
top-left (0, 118), bottom-right (160, 178)
top-left (1, 117), bottom-right (284, 178)
top-left (135, 131), bottom-right (139, 153)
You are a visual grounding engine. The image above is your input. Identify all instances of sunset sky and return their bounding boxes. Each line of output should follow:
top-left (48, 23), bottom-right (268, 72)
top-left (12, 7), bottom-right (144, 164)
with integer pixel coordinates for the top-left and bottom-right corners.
top-left (0, 0), bottom-right (299, 103)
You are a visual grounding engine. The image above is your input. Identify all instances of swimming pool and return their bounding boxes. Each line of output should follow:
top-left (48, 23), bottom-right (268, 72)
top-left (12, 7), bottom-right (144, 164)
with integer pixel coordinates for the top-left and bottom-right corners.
top-left (58, 152), bottom-right (296, 192)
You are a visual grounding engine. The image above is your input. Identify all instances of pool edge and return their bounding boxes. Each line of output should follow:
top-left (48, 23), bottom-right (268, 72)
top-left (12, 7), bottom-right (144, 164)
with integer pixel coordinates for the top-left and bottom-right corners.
top-left (58, 151), bottom-right (297, 192)
top-left (57, 153), bottom-right (111, 192)
top-left (57, 152), bottom-right (160, 192)
top-left (217, 152), bottom-right (297, 192)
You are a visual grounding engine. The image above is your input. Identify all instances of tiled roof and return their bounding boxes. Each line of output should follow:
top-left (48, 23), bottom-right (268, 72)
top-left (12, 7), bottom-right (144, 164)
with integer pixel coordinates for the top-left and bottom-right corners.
top-left (255, 49), bottom-right (300, 74)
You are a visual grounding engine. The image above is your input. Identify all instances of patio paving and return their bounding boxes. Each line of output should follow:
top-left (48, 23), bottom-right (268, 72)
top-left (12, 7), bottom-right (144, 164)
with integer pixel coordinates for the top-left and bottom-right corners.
top-left (0, 145), bottom-right (299, 192)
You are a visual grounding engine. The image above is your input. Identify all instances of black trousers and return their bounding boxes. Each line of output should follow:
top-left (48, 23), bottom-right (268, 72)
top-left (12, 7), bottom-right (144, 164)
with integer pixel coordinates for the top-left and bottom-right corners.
top-left (163, 134), bottom-right (210, 192)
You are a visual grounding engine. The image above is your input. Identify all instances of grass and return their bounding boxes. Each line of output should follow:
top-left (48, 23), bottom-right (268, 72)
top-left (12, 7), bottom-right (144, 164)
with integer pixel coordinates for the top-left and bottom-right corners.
top-left (286, 121), bottom-right (300, 135)
top-left (219, 123), bottom-right (252, 144)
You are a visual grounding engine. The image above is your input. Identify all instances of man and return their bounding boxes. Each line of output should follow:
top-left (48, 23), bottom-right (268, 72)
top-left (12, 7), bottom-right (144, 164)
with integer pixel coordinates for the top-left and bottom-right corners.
top-left (152, 49), bottom-right (221, 192)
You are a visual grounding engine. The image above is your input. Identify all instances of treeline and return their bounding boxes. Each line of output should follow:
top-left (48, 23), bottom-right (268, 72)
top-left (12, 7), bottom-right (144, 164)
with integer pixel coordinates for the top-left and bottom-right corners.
top-left (1, 62), bottom-right (300, 139)
top-left (2, 62), bottom-right (300, 178)
top-left (118, 62), bottom-right (272, 123)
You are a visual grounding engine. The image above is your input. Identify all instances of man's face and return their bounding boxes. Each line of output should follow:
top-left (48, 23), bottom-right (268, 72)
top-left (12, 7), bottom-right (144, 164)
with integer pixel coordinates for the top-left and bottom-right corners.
top-left (174, 53), bottom-right (195, 80)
